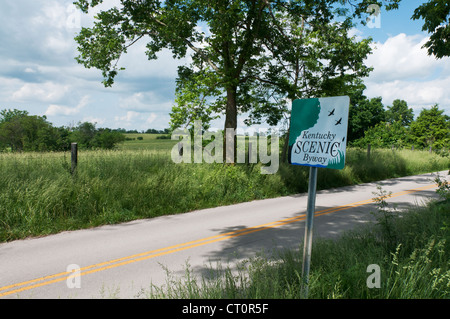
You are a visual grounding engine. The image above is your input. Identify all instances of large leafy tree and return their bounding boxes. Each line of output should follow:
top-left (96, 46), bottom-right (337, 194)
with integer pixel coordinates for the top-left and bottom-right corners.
top-left (74, 0), bottom-right (400, 160)
top-left (412, 0), bottom-right (450, 59)
top-left (352, 120), bottom-right (410, 149)
top-left (348, 89), bottom-right (386, 142)
top-left (70, 122), bottom-right (126, 149)
top-left (385, 99), bottom-right (414, 127)
top-left (410, 104), bottom-right (450, 149)
top-left (0, 109), bottom-right (70, 152)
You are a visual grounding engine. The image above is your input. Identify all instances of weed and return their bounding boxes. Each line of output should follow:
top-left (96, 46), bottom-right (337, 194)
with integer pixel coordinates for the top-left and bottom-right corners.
top-left (434, 172), bottom-right (450, 201)
top-left (371, 186), bottom-right (399, 252)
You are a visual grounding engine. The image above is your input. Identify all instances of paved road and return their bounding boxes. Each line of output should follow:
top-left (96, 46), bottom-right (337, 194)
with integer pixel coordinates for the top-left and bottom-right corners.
top-left (0, 170), bottom-right (448, 299)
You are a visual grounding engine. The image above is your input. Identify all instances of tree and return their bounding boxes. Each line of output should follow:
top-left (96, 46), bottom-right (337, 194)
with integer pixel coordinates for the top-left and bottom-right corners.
top-left (169, 66), bottom-right (222, 132)
top-left (348, 89), bottom-right (386, 142)
top-left (0, 118), bottom-right (25, 152)
top-left (0, 109), bottom-right (29, 124)
top-left (70, 121), bottom-right (97, 149)
top-left (74, 0), bottom-right (400, 161)
top-left (352, 120), bottom-right (410, 149)
top-left (247, 15), bottom-right (373, 162)
top-left (385, 99), bottom-right (414, 127)
top-left (70, 122), bottom-right (126, 149)
top-left (412, 0), bottom-right (450, 59)
top-left (410, 104), bottom-right (450, 149)
top-left (93, 128), bottom-right (126, 149)
top-left (0, 109), bottom-right (70, 152)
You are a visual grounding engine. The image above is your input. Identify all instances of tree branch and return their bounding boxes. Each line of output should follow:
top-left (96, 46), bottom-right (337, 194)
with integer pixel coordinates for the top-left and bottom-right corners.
top-left (150, 17), bottom-right (223, 75)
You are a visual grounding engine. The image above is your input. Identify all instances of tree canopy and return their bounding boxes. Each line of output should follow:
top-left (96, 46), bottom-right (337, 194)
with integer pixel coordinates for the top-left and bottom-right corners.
top-left (351, 103), bottom-right (450, 150)
top-left (347, 87), bottom-right (386, 142)
top-left (410, 104), bottom-right (450, 149)
top-left (412, 0), bottom-right (450, 59)
top-left (74, 0), bottom-right (402, 161)
top-left (385, 99), bottom-right (414, 127)
top-left (0, 109), bottom-right (69, 152)
top-left (0, 109), bottom-right (126, 152)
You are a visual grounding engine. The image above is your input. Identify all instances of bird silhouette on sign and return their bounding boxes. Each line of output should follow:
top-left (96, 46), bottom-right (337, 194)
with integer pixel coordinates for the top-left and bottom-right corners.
top-left (335, 118), bottom-right (342, 125)
top-left (328, 109), bottom-right (335, 116)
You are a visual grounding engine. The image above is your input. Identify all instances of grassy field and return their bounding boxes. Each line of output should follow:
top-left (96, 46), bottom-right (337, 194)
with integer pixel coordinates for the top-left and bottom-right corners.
top-left (0, 134), bottom-right (448, 243)
top-left (117, 133), bottom-right (175, 152)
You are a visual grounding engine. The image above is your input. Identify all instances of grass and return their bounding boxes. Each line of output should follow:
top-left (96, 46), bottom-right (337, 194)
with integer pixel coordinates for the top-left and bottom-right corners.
top-left (118, 133), bottom-right (176, 151)
top-left (0, 136), bottom-right (448, 242)
top-left (145, 197), bottom-right (450, 299)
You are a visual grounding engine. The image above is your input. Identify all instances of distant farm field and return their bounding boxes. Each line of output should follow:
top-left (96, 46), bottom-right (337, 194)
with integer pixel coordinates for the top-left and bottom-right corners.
top-left (118, 133), bottom-right (176, 151)
top-left (0, 134), bottom-right (448, 242)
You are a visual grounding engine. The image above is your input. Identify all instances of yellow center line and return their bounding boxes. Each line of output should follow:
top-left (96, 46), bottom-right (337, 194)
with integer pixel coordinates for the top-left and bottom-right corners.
top-left (0, 183), bottom-right (438, 297)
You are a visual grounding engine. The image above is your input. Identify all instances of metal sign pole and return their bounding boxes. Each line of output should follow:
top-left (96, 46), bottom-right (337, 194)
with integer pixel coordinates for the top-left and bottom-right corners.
top-left (301, 166), bottom-right (318, 298)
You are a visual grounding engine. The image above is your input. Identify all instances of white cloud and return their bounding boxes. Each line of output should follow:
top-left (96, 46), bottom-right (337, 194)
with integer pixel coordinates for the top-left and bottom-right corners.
top-left (364, 33), bottom-right (450, 115)
top-left (13, 82), bottom-right (69, 103)
top-left (45, 104), bottom-right (79, 116)
top-left (119, 92), bottom-right (173, 113)
top-left (44, 33), bottom-right (74, 55)
top-left (120, 44), bottom-right (188, 81)
top-left (115, 111), bottom-right (141, 124)
top-left (114, 110), bottom-right (169, 130)
top-left (146, 113), bottom-right (158, 124)
top-left (365, 77), bottom-right (450, 112)
top-left (366, 33), bottom-right (448, 82)
top-left (0, 76), bottom-right (22, 101)
top-left (45, 95), bottom-right (90, 116)
top-left (82, 116), bottom-right (106, 126)
top-left (31, 1), bottom-right (69, 29)
top-left (348, 28), bottom-right (364, 41)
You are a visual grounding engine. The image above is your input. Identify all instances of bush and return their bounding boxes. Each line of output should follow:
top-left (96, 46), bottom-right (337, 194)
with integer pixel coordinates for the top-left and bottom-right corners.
top-left (70, 122), bottom-right (125, 150)
top-left (156, 135), bottom-right (171, 140)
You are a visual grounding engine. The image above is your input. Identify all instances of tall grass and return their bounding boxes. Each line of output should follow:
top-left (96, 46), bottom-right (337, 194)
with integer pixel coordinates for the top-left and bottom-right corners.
top-left (0, 147), bottom-right (448, 242)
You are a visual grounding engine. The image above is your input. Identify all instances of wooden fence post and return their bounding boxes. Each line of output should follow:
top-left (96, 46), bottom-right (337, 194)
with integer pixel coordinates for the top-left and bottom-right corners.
top-left (367, 144), bottom-right (371, 160)
top-left (71, 143), bottom-right (78, 174)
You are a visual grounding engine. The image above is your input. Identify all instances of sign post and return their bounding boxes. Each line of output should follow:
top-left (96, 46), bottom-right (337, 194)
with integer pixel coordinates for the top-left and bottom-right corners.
top-left (288, 96), bottom-right (350, 298)
top-left (301, 165), bottom-right (318, 298)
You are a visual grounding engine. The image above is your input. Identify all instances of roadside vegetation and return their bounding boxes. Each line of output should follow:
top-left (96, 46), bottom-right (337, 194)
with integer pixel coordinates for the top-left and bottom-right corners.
top-left (146, 178), bottom-right (450, 299)
top-left (0, 140), bottom-right (448, 242)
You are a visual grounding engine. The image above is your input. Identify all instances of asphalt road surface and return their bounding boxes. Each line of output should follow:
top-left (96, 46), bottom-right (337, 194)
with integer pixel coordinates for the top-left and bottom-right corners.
top-left (1, 170), bottom-right (448, 299)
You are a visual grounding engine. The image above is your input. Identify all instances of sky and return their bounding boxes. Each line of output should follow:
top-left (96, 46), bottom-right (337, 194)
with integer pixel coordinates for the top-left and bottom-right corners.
top-left (0, 0), bottom-right (449, 132)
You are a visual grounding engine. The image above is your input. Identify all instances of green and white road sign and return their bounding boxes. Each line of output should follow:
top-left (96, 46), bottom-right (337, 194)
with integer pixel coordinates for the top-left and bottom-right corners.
top-left (289, 96), bottom-right (350, 170)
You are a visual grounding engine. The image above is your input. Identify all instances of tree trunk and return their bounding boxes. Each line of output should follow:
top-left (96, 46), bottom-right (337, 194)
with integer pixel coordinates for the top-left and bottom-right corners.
top-left (224, 86), bottom-right (238, 163)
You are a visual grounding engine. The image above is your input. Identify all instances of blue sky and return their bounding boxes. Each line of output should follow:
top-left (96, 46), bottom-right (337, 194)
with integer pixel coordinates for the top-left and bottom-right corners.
top-left (0, 1), bottom-right (448, 132)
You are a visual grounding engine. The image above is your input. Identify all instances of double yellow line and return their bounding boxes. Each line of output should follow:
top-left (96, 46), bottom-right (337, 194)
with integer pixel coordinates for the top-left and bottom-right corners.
top-left (0, 183), bottom-right (437, 298)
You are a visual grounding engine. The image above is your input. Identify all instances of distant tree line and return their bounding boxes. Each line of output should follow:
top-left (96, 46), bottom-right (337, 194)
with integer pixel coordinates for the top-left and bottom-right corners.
top-left (115, 128), bottom-right (170, 134)
top-left (348, 91), bottom-right (450, 150)
top-left (0, 109), bottom-right (125, 152)
top-left (70, 121), bottom-right (126, 150)
top-left (1, 100), bottom-right (449, 154)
